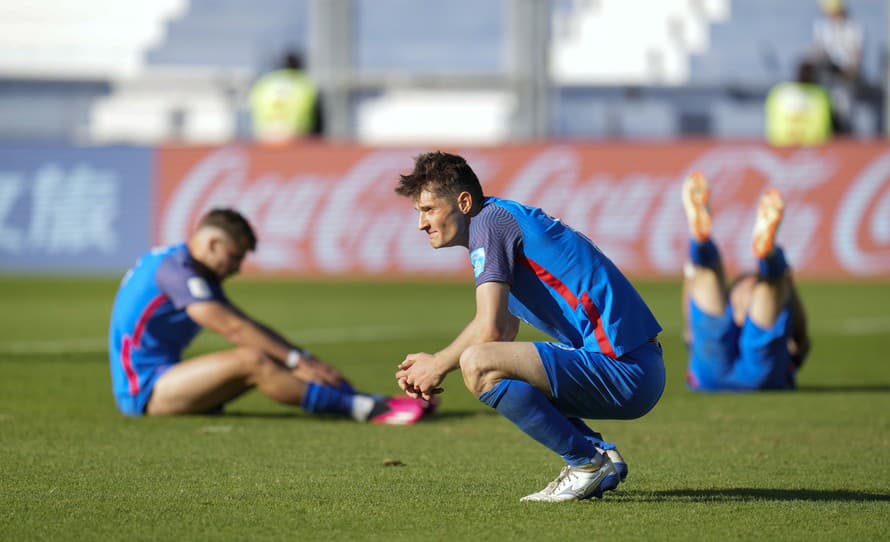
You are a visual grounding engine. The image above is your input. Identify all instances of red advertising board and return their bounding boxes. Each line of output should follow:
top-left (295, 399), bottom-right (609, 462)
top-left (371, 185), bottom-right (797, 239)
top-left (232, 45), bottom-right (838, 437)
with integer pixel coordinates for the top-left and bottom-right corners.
top-left (155, 141), bottom-right (890, 279)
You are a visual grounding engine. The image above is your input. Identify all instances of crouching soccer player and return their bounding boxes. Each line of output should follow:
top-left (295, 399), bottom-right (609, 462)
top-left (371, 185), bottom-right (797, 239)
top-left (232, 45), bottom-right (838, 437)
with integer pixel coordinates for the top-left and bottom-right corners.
top-left (393, 152), bottom-right (665, 502)
top-left (682, 172), bottom-right (810, 391)
top-left (108, 208), bottom-right (431, 423)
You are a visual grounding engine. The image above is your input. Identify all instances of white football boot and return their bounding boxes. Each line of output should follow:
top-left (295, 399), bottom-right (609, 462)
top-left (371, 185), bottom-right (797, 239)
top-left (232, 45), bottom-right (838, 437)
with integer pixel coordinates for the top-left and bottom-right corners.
top-left (520, 455), bottom-right (620, 502)
top-left (597, 446), bottom-right (628, 482)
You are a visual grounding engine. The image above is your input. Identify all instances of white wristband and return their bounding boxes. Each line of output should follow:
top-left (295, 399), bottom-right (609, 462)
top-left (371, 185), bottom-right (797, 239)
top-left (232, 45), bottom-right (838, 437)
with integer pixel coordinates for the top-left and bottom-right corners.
top-left (285, 349), bottom-right (304, 369)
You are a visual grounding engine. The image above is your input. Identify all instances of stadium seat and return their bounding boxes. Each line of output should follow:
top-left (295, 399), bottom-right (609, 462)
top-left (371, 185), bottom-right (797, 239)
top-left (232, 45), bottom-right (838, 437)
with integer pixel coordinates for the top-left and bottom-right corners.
top-left (91, 0), bottom-right (309, 143)
top-left (0, 0), bottom-right (185, 78)
top-left (0, 0), bottom-right (884, 142)
top-left (550, 0), bottom-right (730, 85)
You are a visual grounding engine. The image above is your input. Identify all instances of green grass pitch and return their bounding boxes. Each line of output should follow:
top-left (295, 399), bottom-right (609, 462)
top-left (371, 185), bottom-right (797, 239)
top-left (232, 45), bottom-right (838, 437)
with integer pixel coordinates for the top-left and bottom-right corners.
top-left (1, 275), bottom-right (888, 541)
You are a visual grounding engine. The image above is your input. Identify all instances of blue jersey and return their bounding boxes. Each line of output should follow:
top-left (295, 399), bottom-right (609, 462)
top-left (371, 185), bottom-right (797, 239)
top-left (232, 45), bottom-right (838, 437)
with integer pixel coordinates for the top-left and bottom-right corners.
top-left (468, 197), bottom-right (661, 358)
top-left (108, 243), bottom-right (227, 400)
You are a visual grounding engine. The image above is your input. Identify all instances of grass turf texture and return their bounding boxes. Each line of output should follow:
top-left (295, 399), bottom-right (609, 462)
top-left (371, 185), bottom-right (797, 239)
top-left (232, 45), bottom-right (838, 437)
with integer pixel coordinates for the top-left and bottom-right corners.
top-left (1, 276), bottom-right (888, 541)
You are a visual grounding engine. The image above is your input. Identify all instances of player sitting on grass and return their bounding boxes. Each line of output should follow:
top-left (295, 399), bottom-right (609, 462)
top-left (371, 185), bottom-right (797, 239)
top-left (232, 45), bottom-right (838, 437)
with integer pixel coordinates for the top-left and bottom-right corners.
top-left (682, 172), bottom-right (810, 391)
top-left (393, 151), bottom-right (665, 502)
top-left (108, 208), bottom-right (431, 423)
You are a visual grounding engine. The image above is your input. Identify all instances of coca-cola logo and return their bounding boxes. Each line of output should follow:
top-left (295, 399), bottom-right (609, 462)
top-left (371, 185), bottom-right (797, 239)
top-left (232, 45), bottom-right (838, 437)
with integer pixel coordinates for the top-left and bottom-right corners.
top-left (501, 147), bottom-right (667, 268)
top-left (649, 146), bottom-right (832, 274)
top-left (159, 147), bottom-right (464, 273)
top-left (834, 150), bottom-right (890, 275)
top-left (161, 148), bottom-right (331, 270)
top-left (312, 150), bottom-right (464, 272)
top-left (158, 144), bottom-right (890, 278)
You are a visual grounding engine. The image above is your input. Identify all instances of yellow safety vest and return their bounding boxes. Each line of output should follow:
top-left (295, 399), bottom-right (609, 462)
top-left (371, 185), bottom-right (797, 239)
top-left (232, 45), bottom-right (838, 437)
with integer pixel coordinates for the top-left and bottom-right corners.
top-left (765, 82), bottom-right (832, 147)
top-left (249, 69), bottom-right (318, 142)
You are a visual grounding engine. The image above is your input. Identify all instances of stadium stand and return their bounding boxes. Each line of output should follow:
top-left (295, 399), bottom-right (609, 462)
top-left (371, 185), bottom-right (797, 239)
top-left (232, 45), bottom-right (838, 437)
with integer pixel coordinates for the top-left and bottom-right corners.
top-left (353, 0), bottom-right (504, 73)
top-left (0, 0), bottom-right (885, 143)
top-left (0, 0), bottom-right (185, 79)
top-left (349, 0), bottom-right (509, 144)
top-left (551, 0), bottom-right (886, 138)
top-left (551, 0), bottom-right (730, 85)
top-left (147, 0), bottom-right (308, 70)
top-left (691, 0), bottom-right (885, 85)
top-left (89, 71), bottom-right (243, 144)
top-left (0, 0), bottom-right (185, 141)
top-left (93, 0), bottom-right (309, 143)
top-left (0, 0), bottom-right (307, 143)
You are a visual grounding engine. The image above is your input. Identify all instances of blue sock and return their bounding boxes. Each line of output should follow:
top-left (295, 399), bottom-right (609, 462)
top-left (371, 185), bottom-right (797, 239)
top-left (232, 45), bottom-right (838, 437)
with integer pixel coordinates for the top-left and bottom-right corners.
top-left (301, 382), bottom-right (354, 417)
top-left (758, 246), bottom-right (788, 280)
top-left (689, 238), bottom-right (720, 268)
top-left (478, 379), bottom-right (598, 467)
top-left (336, 380), bottom-right (356, 395)
top-left (567, 418), bottom-right (617, 451)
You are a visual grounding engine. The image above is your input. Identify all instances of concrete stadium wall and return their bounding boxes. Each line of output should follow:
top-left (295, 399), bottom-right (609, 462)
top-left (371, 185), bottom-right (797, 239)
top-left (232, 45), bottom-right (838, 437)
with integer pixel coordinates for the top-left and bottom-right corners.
top-left (2, 141), bottom-right (889, 279)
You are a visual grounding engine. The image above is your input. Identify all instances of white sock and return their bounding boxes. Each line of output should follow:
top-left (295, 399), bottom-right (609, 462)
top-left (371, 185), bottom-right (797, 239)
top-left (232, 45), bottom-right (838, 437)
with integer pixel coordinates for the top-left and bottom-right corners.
top-left (350, 394), bottom-right (376, 421)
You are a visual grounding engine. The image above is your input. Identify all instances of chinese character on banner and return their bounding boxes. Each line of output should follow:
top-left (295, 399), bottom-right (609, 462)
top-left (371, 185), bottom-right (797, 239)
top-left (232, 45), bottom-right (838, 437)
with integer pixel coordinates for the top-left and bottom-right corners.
top-left (0, 174), bottom-right (25, 252)
top-left (28, 164), bottom-right (118, 254)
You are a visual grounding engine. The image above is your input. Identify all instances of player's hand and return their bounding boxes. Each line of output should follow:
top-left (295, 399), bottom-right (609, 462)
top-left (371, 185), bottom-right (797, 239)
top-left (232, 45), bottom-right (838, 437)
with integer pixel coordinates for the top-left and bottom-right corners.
top-left (395, 352), bottom-right (445, 400)
top-left (294, 356), bottom-right (342, 387)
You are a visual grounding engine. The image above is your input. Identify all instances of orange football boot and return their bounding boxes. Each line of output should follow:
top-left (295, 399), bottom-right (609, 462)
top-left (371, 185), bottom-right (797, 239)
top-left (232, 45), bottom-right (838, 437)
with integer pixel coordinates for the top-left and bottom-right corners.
top-left (752, 188), bottom-right (785, 259)
top-left (682, 171), bottom-right (712, 242)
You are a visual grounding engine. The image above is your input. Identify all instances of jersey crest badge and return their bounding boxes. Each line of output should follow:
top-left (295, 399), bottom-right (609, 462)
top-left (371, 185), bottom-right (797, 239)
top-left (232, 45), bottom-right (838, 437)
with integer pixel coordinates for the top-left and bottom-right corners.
top-left (187, 277), bottom-right (212, 299)
top-left (470, 248), bottom-right (486, 278)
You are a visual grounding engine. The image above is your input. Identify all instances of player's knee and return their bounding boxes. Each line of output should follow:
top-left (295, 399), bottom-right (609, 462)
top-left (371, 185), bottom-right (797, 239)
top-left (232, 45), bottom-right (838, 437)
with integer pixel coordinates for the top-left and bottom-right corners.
top-left (459, 344), bottom-right (493, 396)
top-left (233, 346), bottom-right (273, 375)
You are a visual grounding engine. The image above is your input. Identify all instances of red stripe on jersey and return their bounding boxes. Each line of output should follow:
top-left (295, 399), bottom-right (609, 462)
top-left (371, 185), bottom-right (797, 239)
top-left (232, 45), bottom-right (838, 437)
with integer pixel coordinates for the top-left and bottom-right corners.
top-left (119, 294), bottom-right (167, 396)
top-left (519, 256), bottom-right (579, 309)
top-left (686, 370), bottom-right (701, 389)
top-left (580, 292), bottom-right (617, 359)
top-left (121, 335), bottom-right (139, 395)
top-left (520, 256), bottom-right (617, 358)
top-left (132, 295), bottom-right (167, 346)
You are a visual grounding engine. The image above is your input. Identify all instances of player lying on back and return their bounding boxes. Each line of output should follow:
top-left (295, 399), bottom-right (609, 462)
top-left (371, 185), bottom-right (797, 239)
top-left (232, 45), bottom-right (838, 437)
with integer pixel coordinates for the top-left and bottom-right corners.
top-left (108, 208), bottom-right (431, 424)
top-left (393, 151), bottom-right (666, 502)
top-left (681, 172), bottom-right (810, 390)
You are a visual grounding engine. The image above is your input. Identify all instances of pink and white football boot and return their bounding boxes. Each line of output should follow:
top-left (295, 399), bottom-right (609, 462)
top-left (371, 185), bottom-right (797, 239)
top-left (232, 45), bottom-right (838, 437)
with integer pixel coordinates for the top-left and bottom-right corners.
top-left (368, 396), bottom-right (427, 425)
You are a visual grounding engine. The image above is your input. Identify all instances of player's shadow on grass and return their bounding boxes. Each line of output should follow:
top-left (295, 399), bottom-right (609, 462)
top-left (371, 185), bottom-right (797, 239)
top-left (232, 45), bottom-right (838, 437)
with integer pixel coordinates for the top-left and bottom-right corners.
top-left (620, 488), bottom-right (890, 503)
top-left (421, 409), bottom-right (497, 422)
top-left (795, 384), bottom-right (890, 393)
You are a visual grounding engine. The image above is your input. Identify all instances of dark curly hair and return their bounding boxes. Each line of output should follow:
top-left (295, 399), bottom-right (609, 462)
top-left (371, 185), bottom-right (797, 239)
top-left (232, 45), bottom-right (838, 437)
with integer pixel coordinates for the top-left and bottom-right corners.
top-left (395, 151), bottom-right (484, 204)
top-left (198, 208), bottom-right (257, 252)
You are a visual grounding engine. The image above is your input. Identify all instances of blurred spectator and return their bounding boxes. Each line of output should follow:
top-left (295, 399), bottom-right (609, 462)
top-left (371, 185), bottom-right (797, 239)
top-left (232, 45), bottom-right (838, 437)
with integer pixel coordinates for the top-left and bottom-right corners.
top-left (248, 51), bottom-right (323, 143)
top-left (765, 60), bottom-right (832, 146)
top-left (810, 0), bottom-right (863, 134)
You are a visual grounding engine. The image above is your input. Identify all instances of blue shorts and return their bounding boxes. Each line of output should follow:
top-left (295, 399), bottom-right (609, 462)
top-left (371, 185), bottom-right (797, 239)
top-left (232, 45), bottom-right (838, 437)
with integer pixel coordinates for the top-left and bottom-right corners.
top-left (112, 356), bottom-right (173, 416)
top-left (536, 339), bottom-right (665, 420)
top-left (686, 299), bottom-right (794, 391)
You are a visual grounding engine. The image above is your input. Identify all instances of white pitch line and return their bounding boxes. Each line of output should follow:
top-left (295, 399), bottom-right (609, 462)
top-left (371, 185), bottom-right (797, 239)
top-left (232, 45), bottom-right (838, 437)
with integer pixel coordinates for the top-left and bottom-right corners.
top-left (1, 318), bottom-right (888, 356)
top-left (0, 324), bottom-right (453, 355)
top-left (836, 317), bottom-right (890, 336)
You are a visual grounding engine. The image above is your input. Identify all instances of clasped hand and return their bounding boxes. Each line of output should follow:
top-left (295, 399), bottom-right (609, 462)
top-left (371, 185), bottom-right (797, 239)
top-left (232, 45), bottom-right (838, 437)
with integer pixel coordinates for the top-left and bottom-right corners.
top-left (293, 356), bottom-right (343, 387)
top-left (395, 352), bottom-right (445, 400)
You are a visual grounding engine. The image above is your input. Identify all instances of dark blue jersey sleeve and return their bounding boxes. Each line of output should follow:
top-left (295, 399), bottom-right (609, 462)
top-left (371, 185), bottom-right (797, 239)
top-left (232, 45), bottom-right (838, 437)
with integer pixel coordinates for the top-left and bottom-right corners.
top-left (468, 204), bottom-right (523, 287)
top-left (155, 253), bottom-right (226, 310)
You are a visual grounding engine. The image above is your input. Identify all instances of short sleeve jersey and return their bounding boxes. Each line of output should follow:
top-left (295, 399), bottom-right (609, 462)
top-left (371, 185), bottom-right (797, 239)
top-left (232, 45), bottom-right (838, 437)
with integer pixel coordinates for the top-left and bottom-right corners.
top-left (468, 197), bottom-right (662, 357)
top-left (108, 243), bottom-right (227, 397)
